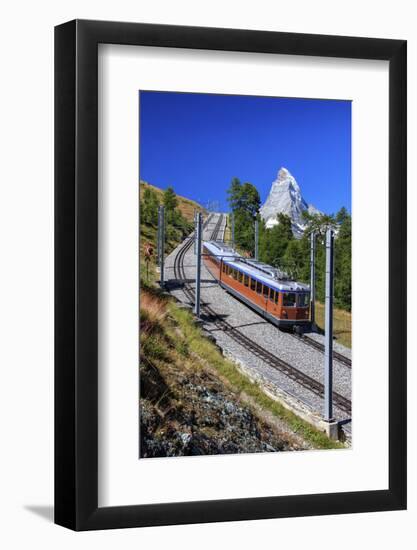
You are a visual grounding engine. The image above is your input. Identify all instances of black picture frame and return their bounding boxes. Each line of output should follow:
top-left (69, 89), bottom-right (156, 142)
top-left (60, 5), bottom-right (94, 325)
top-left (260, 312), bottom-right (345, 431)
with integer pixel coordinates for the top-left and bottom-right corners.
top-left (55, 19), bottom-right (407, 531)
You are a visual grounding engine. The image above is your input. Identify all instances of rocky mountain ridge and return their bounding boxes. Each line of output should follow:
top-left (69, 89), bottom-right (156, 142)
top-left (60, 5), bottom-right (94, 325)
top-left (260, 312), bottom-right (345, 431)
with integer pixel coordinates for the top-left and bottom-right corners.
top-left (260, 167), bottom-right (320, 237)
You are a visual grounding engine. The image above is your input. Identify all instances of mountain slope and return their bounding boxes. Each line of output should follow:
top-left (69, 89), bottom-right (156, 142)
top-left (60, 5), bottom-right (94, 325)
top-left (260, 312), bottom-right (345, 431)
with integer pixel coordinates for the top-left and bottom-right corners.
top-left (260, 167), bottom-right (320, 237)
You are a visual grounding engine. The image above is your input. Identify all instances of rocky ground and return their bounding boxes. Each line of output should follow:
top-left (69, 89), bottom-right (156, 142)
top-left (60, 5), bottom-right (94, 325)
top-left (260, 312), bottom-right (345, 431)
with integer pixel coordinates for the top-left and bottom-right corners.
top-left (140, 340), bottom-right (310, 458)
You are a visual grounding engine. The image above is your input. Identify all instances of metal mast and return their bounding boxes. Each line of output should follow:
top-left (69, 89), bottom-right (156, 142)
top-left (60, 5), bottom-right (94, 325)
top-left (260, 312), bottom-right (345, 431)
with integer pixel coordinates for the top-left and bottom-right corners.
top-left (254, 219), bottom-right (259, 261)
top-left (157, 205), bottom-right (165, 287)
top-left (324, 228), bottom-right (334, 422)
top-left (194, 212), bottom-right (202, 317)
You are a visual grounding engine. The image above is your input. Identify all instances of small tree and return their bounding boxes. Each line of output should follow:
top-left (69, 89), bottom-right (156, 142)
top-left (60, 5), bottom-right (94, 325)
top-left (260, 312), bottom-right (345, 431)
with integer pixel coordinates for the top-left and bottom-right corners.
top-left (335, 206), bottom-right (349, 224)
top-left (227, 178), bottom-right (260, 254)
top-left (163, 186), bottom-right (178, 221)
top-left (227, 177), bottom-right (243, 211)
top-left (266, 213), bottom-right (293, 267)
top-left (334, 211), bottom-right (351, 311)
top-left (283, 239), bottom-right (304, 279)
top-left (141, 187), bottom-right (159, 226)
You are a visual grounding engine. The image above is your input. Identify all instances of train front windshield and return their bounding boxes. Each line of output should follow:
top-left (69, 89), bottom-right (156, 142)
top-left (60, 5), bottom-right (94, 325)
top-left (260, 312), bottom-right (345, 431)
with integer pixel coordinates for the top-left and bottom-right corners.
top-left (281, 292), bottom-right (310, 307)
top-left (283, 293), bottom-right (297, 307)
top-left (297, 293), bottom-right (310, 307)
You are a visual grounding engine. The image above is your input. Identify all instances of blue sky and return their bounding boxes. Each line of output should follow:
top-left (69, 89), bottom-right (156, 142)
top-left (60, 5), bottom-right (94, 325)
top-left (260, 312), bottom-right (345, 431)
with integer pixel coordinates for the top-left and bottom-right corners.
top-left (139, 91), bottom-right (351, 214)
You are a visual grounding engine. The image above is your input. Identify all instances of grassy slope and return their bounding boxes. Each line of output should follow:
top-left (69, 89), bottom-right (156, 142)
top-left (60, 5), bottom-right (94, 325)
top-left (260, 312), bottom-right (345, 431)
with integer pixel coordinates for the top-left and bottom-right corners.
top-left (140, 289), bottom-right (309, 456)
top-left (140, 181), bottom-right (206, 285)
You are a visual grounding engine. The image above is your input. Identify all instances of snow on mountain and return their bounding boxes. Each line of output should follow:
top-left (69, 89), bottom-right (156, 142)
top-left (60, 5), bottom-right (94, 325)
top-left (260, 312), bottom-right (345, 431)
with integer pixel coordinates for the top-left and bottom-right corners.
top-left (260, 167), bottom-right (321, 237)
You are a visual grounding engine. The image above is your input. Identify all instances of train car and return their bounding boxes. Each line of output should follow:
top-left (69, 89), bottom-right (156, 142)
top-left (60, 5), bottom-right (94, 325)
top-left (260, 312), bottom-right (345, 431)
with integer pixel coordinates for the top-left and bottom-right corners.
top-left (202, 240), bottom-right (311, 330)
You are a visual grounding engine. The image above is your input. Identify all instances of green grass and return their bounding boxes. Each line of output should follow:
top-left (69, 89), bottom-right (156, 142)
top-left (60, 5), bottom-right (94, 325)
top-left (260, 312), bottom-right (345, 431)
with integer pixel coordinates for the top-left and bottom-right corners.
top-left (168, 301), bottom-right (345, 450)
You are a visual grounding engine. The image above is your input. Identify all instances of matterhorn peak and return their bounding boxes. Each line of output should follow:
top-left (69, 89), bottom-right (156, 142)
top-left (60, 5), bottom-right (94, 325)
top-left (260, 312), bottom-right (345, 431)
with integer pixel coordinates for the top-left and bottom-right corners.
top-left (260, 168), bottom-right (320, 238)
top-left (277, 166), bottom-right (290, 179)
top-left (275, 167), bottom-right (301, 192)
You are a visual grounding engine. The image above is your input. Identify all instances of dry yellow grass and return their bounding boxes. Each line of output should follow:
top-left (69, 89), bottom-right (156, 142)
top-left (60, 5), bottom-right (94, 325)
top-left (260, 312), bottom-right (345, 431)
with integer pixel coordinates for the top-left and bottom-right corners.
top-left (140, 291), bottom-right (167, 325)
top-left (314, 301), bottom-right (351, 349)
top-left (224, 215), bottom-right (232, 244)
top-left (139, 180), bottom-right (206, 223)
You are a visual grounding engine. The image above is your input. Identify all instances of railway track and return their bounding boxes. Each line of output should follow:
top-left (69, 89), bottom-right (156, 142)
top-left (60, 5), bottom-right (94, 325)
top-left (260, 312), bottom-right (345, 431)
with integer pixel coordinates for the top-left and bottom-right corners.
top-left (292, 333), bottom-right (352, 369)
top-left (172, 214), bottom-right (352, 416)
top-left (210, 213), bottom-right (224, 241)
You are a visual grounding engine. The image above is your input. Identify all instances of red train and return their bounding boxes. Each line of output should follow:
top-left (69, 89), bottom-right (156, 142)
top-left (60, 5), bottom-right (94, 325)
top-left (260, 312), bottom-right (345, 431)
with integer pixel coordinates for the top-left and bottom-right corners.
top-left (203, 240), bottom-right (311, 330)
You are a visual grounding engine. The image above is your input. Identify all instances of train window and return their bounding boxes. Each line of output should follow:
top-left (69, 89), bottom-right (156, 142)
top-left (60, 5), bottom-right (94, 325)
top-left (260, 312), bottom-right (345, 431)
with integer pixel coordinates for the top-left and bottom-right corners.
top-left (238, 271), bottom-right (243, 283)
top-left (232, 269), bottom-right (238, 280)
top-left (250, 278), bottom-right (256, 291)
top-left (263, 285), bottom-right (269, 298)
top-left (244, 274), bottom-right (249, 287)
top-left (256, 281), bottom-right (262, 294)
top-left (297, 293), bottom-right (310, 307)
top-left (283, 293), bottom-right (297, 307)
top-left (274, 291), bottom-right (279, 304)
top-left (269, 289), bottom-right (275, 303)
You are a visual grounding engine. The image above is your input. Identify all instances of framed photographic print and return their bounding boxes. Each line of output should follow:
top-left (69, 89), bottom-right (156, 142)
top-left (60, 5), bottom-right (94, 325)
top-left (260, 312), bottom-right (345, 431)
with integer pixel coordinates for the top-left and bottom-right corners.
top-left (55, 20), bottom-right (407, 530)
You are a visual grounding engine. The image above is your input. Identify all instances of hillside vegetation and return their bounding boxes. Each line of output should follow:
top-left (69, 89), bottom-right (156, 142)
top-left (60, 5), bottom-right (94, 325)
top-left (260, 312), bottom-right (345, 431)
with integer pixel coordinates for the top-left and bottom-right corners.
top-left (140, 180), bottom-right (205, 223)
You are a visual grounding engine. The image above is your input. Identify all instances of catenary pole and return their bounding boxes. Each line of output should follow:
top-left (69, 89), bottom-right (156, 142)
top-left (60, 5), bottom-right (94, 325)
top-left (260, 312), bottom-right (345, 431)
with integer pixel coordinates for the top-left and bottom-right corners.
top-left (193, 209), bottom-right (197, 254)
top-left (194, 212), bottom-right (202, 317)
top-left (324, 228), bottom-right (334, 421)
top-left (310, 230), bottom-right (316, 326)
top-left (158, 205), bottom-right (165, 287)
top-left (157, 207), bottom-right (161, 266)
